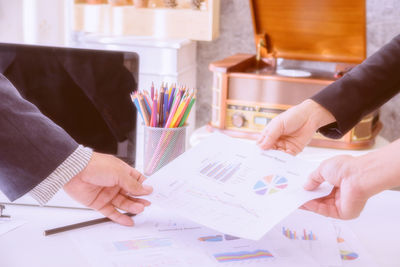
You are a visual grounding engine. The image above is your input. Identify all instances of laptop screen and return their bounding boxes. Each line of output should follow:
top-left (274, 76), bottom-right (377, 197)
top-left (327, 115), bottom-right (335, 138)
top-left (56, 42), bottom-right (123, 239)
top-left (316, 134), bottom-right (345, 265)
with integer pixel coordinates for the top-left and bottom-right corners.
top-left (0, 43), bottom-right (138, 157)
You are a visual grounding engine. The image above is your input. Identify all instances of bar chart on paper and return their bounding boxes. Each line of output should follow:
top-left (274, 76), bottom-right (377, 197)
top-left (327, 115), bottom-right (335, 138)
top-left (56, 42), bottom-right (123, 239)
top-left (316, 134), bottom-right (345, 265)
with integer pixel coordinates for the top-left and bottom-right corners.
top-left (282, 227), bottom-right (318, 241)
top-left (198, 234), bottom-right (240, 242)
top-left (199, 157), bottom-right (243, 183)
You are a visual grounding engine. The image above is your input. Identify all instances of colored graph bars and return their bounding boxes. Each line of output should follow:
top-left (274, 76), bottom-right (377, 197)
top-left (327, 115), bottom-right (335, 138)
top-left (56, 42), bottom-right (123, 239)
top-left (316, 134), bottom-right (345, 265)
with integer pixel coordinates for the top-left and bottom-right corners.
top-left (198, 234), bottom-right (240, 242)
top-left (213, 250), bottom-right (273, 263)
top-left (113, 238), bottom-right (172, 251)
top-left (199, 235), bottom-right (223, 242)
top-left (340, 250), bottom-right (359, 260)
top-left (282, 227), bottom-right (317, 241)
top-left (302, 229), bottom-right (317, 241)
top-left (199, 160), bottom-right (241, 183)
top-left (282, 227), bottom-right (297, 240)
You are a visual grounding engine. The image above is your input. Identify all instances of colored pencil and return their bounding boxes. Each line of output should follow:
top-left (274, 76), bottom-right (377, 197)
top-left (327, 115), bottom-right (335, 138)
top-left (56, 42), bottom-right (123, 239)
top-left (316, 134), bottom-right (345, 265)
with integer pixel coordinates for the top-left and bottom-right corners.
top-left (131, 94), bottom-right (144, 122)
top-left (159, 87), bottom-right (164, 127)
top-left (131, 83), bottom-right (197, 174)
top-left (138, 94), bottom-right (150, 126)
top-left (167, 85), bottom-right (176, 112)
top-left (178, 96), bottom-right (196, 127)
top-left (163, 92), bottom-right (169, 126)
top-left (151, 82), bottom-right (154, 100)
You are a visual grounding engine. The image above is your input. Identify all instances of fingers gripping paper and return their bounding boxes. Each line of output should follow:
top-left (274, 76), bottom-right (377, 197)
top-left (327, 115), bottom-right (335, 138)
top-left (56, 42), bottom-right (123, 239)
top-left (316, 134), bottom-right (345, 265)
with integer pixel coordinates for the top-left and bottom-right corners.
top-left (144, 134), bottom-right (333, 240)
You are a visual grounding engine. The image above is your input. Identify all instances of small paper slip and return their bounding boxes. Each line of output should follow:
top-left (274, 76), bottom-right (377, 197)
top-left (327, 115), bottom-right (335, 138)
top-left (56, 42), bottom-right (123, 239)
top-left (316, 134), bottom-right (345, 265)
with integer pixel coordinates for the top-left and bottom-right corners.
top-left (0, 219), bottom-right (26, 236)
top-left (144, 133), bottom-right (333, 240)
top-left (327, 221), bottom-right (379, 267)
top-left (274, 209), bottom-right (342, 266)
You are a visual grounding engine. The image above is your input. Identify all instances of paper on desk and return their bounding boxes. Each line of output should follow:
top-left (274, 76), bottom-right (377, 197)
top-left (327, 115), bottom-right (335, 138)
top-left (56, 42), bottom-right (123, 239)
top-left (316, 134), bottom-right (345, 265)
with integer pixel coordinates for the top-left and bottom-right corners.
top-left (273, 209), bottom-right (341, 266)
top-left (143, 133), bottom-right (333, 240)
top-left (325, 221), bottom-right (379, 267)
top-left (0, 218), bottom-right (26, 236)
top-left (69, 205), bottom-right (319, 267)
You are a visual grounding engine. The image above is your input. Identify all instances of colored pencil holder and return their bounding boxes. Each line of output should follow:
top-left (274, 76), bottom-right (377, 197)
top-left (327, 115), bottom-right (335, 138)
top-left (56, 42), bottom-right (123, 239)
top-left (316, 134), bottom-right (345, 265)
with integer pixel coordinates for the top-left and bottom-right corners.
top-left (143, 125), bottom-right (187, 176)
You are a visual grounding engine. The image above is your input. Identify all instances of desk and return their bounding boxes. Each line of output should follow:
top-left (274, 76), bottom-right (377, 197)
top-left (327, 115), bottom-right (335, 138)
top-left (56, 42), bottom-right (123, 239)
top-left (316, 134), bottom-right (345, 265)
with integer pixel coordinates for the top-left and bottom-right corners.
top-left (0, 128), bottom-right (398, 266)
top-left (1, 190), bottom-right (400, 267)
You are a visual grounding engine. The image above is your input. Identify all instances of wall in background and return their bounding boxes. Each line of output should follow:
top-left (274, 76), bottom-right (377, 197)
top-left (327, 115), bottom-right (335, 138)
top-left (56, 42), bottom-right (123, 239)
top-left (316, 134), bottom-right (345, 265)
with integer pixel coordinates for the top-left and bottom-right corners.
top-left (196, 0), bottom-right (400, 142)
top-left (0, 0), bottom-right (71, 45)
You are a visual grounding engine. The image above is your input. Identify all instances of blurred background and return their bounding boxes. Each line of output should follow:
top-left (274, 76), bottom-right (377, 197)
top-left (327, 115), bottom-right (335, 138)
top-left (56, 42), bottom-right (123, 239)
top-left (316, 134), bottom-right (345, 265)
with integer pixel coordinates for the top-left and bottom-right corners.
top-left (0, 0), bottom-right (399, 141)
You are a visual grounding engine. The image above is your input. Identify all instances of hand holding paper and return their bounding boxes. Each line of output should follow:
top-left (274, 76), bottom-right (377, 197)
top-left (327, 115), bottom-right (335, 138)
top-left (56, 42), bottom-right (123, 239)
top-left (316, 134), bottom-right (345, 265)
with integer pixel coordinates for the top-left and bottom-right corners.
top-left (144, 134), bottom-right (333, 240)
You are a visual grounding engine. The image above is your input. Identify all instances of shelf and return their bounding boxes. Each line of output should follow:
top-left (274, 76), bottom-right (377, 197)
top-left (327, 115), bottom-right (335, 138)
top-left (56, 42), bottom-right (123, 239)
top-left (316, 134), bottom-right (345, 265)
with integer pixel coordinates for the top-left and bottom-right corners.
top-left (73, 1), bottom-right (220, 41)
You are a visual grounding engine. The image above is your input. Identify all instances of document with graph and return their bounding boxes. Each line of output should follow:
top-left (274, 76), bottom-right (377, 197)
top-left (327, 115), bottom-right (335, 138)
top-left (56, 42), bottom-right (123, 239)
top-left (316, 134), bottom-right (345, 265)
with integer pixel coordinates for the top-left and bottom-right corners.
top-left (144, 133), bottom-right (333, 240)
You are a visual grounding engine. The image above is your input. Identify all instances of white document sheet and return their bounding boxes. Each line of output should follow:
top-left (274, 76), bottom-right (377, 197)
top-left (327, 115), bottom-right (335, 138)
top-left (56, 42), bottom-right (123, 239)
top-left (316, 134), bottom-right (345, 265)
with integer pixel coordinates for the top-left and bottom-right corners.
top-left (325, 221), bottom-right (379, 267)
top-left (69, 206), bottom-right (319, 267)
top-left (0, 218), bottom-right (26, 236)
top-left (144, 133), bottom-right (333, 240)
top-left (273, 209), bottom-right (341, 266)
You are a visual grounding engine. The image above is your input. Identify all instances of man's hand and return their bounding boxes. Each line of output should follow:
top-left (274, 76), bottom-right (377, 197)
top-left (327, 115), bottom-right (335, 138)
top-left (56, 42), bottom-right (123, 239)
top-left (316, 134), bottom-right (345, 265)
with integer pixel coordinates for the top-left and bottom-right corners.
top-left (257, 99), bottom-right (335, 155)
top-left (302, 155), bottom-right (369, 219)
top-left (302, 138), bottom-right (400, 219)
top-left (63, 152), bottom-right (153, 226)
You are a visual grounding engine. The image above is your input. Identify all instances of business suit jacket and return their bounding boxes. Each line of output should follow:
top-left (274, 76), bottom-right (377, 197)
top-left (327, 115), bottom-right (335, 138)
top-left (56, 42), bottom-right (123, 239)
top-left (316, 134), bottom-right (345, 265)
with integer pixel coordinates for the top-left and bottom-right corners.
top-left (312, 34), bottom-right (400, 138)
top-left (0, 45), bottom-right (138, 201)
top-left (0, 74), bottom-right (78, 201)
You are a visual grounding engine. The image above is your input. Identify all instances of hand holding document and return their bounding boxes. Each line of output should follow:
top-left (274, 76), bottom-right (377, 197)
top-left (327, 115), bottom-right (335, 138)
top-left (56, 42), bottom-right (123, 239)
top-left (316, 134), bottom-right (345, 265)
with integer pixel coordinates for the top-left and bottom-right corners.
top-left (144, 133), bottom-right (333, 240)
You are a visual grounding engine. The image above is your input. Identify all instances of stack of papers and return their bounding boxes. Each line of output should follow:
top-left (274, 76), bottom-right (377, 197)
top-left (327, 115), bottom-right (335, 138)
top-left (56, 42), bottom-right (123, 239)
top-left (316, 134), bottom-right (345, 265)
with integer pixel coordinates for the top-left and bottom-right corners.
top-left (69, 206), bottom-right (378, 267)
top-left (69, 134), bottom-right (377, 266)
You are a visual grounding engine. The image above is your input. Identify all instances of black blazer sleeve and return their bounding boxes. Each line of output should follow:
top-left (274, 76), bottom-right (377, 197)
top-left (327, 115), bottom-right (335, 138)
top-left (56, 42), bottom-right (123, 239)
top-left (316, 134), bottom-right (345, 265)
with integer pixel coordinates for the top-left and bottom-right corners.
top-left (0, 74), bottom-right (78, 201)
top-left (311, 34), bottom-right (400, 139)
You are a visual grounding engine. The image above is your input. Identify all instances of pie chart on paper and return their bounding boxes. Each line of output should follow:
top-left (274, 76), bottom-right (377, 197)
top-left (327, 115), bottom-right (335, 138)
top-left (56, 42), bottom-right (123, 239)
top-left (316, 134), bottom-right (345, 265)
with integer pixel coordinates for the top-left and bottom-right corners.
top-left (253, 175), bottom-right (289, 196)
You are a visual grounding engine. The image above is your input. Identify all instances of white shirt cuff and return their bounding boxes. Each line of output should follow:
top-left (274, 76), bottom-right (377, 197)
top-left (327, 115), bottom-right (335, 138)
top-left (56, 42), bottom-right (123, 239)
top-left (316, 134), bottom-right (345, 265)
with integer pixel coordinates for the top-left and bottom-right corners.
top-left (29, 145), bottom-right (93, 205)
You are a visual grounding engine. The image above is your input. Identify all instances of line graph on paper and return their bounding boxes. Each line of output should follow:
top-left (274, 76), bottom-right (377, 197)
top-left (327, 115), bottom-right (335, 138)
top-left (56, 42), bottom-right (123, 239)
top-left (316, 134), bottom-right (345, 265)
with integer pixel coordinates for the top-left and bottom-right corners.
top-left (185, 189), bottom-right (259, 218)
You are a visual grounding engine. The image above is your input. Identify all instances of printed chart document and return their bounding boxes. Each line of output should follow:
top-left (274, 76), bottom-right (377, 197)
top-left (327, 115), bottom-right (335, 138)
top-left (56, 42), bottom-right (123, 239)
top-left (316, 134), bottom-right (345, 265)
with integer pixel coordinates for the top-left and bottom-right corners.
top-left (69, 206), bottom-right (319, 267)
top-left (144, 133), bottom-right (333, 240)
top-left (274, 209), bottom-right (341, 266)
top-left (326, 221), bottom-right (379, 267)
top-left (69, 206), bottom-right (376, 267)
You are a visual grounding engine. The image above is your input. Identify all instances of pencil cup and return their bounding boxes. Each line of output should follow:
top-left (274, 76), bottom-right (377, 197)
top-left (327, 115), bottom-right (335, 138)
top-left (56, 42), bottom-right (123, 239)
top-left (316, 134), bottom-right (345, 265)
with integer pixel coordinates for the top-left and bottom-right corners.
top-left (143, 125), bottom-right (187, 176)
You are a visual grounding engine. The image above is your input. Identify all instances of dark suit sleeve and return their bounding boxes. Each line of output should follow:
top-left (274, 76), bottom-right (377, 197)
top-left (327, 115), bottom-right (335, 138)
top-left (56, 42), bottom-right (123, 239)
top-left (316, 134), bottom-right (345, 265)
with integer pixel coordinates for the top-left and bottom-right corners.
top-left (0, 74), bottom-right (78, 201)
top-left (311, 34), bottom-right (400, 138)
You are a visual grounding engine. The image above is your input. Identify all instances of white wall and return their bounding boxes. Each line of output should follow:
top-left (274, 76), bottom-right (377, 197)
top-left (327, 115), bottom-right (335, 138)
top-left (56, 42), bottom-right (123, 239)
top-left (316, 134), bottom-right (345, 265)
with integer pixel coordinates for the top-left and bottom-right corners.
top-left (0, 0), bottom-right (71, 45)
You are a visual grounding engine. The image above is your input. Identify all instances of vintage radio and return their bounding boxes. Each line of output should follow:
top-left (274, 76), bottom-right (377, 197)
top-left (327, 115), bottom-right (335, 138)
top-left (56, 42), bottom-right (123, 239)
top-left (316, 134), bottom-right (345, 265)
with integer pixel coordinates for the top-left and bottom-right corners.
top-left (208, 0), bottom-right (381, 149)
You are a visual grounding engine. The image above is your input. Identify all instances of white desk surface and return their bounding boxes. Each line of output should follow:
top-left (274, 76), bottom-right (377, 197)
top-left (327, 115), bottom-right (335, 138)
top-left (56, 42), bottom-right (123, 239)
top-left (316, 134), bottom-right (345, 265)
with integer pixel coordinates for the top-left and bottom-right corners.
top-left (0, 190), bottom-right (400, 267)
top-left (0, 129), bottom-right (397, 267)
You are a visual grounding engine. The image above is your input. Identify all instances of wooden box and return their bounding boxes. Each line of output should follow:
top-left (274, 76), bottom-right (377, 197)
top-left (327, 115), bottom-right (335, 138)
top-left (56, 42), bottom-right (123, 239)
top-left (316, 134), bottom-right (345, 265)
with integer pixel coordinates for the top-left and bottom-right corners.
top-left (209, 0), bottom-right (381, 150)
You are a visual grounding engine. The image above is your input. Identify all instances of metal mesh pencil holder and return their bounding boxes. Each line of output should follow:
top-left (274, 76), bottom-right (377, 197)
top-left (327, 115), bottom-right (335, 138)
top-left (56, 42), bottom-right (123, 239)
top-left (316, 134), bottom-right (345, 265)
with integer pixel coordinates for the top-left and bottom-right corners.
top-left (143, 125), bottom-right (187, 176)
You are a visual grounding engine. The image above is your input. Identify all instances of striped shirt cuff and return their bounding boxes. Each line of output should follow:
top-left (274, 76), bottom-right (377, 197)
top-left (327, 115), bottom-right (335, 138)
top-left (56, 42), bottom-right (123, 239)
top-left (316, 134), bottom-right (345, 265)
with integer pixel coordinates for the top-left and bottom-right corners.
top-left (29, 145), bottom-right (93, 205)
